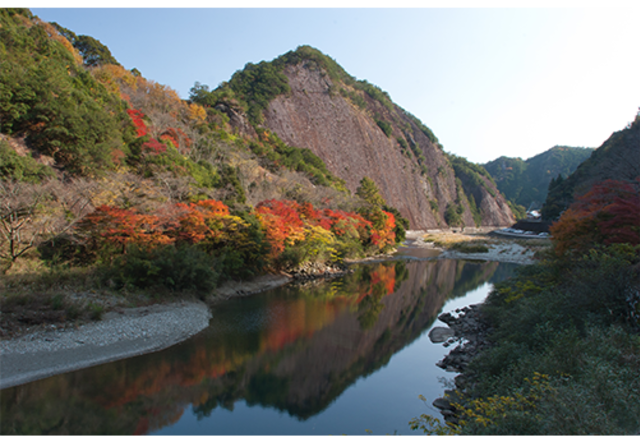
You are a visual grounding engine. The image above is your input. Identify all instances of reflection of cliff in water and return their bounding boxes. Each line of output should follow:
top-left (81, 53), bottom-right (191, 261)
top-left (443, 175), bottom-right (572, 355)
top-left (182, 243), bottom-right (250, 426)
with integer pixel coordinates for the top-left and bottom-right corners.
top-left (0, 260), bottom-right (507, 435)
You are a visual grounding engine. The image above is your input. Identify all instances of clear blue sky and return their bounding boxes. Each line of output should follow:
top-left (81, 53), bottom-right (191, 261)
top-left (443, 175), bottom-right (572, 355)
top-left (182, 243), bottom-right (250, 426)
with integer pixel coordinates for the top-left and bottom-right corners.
top-left (28, 3), bottom-right (640, 164)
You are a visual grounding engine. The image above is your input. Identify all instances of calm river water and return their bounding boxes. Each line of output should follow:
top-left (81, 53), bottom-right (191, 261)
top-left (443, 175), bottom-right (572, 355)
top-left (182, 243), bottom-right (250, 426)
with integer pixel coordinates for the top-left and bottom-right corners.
top-left (0, 258), bottom-right (517, 435)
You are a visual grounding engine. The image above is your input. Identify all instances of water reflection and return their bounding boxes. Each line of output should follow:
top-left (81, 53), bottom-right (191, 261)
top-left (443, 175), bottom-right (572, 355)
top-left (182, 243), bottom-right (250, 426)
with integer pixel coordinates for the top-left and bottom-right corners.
top-left (1, 259), bottom-right (516, 435)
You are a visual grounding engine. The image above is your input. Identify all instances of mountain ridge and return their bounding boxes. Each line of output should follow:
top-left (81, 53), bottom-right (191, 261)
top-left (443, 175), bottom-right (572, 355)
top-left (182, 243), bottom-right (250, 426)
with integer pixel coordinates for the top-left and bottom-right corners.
top-left (483, 145), bottom-right (594, 215)
top-left (1, 10), bottom-right (514, 238)
top-left (543, 115), bottom-right (640, 219)
top-left (203, 45), bottom-right (515, 229)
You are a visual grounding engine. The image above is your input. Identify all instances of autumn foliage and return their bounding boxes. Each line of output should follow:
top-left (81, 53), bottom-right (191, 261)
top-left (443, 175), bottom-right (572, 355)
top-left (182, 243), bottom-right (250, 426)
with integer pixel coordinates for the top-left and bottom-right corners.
top-left (126, 109), bottom-right (149, 138)
top-left (75, 197), bottom-right (399, 285)
top-left (76, 205), bottom-right (172, 255)
top-left (255, 199), bottom-right (396, 264)
top-left (550, 178), bottom-right (640, 256)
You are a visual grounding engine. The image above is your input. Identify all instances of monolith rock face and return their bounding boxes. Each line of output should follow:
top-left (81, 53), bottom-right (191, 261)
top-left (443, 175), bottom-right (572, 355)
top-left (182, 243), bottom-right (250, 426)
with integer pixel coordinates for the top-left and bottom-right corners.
top-left (249, 51), bottom-right (514, 230)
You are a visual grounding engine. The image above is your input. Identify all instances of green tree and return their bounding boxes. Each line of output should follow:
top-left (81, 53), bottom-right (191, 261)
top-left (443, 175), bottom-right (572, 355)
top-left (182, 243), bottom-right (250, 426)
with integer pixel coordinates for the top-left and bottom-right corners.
top-left (356, 176), bottom-right (386, 207)
top-left (51, 22), bottom-right (119, 67)
top-left (74, 34), bottom-right (119, 66)
top-left (444, 203), bottom-right (464, 227)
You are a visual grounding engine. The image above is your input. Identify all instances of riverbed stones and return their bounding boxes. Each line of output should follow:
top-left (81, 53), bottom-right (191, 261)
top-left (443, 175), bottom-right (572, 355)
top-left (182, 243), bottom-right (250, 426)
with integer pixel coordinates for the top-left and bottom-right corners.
top-left (435, 304), bottom-right (490, 373)
top-left (432, 303), bottom-right (493, 425)
top-left (289, 261), bottom-right (352, 281)
top-left (432, 397), bottom-right (456, 411)
top-left (0, 301), bottom-right (212, 389)
top-left (428, 326), bottom-right (455, 343)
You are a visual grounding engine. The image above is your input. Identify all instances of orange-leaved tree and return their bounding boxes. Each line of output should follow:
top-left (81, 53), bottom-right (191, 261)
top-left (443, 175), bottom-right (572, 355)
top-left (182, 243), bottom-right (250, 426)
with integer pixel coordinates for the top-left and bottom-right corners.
top-left (550, 178), bottom-right (640, 257)
top-left (76, 205), bottom-right (172, 257)
top-left (255, 199), bottom-right (307, 259)
top-left (357, 206), bottom-right (397, 251)
top-left (168, 199), bottom-right (268, 278)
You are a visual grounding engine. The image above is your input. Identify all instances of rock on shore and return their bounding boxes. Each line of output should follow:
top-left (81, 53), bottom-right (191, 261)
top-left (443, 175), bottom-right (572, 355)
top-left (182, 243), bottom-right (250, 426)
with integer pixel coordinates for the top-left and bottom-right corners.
top-left (429, 304), bottom-right (493, 425)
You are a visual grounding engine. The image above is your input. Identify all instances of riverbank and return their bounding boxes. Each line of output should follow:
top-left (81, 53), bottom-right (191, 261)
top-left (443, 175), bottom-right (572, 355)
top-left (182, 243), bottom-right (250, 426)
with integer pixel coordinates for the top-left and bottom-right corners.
top-left (0, 266), bottom-right (351, 389)
top-left (0, 229), bottom-right (538, 390)
top-left (0, 300), bottom-right (211, 389)
top-left (418, 244), bottom-right (640, 435)
top-left (401, 230), bottom-right (543, 265)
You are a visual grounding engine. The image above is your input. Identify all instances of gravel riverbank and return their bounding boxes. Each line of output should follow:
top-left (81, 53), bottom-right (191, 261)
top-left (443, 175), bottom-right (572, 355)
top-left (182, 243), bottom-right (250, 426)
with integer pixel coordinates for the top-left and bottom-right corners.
top-left (0, 301), bottom-right (211, 389)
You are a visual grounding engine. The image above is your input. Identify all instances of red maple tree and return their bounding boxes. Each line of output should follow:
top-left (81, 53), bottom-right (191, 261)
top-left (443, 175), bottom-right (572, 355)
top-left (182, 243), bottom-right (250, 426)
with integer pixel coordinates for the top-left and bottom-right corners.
top-left (550, 178), bottom-right (640, 256)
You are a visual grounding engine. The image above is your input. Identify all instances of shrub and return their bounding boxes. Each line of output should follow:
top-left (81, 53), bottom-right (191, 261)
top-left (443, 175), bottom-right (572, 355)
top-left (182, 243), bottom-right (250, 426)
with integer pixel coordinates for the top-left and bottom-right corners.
top-left (375, 119), bottom-right (393, 137)
top-left (451, 243), bottom-right (489, 254)
top-left (106, 244), bottom-right (218, 293)
top-left (0, 140), bottom-right (55, 183)
top-left (430, 244), bottom-right (640, 435)
top-left (550, 179), bottom-right (640, 257)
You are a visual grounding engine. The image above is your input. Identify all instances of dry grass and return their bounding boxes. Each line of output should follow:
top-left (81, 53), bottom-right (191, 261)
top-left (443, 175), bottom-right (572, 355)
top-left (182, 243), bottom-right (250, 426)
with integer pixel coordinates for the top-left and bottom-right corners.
top-left (0, 257), bottom-right (156, 339)
top-left (423, 232), bottom-right (499, 248)
top-left (423, 231), bottom-right (552, 256)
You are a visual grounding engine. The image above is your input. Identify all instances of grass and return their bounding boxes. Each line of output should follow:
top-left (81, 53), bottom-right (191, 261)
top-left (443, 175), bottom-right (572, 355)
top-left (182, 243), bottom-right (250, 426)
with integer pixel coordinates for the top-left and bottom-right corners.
top-left (422, 231), bottom-right (551, 257)
top-left (450, 243), bottom-right (490, 254)
top-left (0, 256), bottom-right (199, 339)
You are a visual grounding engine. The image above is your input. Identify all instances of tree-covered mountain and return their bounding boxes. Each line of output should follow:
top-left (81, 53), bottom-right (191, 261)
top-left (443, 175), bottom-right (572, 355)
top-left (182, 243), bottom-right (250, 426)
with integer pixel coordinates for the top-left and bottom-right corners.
top-left (190, 45), bottom-right (514, 229)
top-left (0, 9), bottom-right (393, 276)
top-left (542, 113), bottom-right (640, 220)
top-left (0, 8), bottom-right (517, 279)
top-left (483, 146), bottom-right (594, 214)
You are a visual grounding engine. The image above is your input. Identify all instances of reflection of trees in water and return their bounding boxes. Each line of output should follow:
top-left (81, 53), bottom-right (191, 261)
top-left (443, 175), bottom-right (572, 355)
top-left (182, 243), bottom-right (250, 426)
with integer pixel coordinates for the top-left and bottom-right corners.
top-left (447, 259), bottom-right (500, 300)
top-left (0, 259), bottom-right (509, 434)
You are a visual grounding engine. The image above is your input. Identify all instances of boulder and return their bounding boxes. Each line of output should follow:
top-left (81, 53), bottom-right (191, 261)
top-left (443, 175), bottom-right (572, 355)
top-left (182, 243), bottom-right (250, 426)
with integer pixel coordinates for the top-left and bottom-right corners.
top-left (428, 326), bottom-right (455, 343)
top-left (432, 397), bottom-right (456, 411)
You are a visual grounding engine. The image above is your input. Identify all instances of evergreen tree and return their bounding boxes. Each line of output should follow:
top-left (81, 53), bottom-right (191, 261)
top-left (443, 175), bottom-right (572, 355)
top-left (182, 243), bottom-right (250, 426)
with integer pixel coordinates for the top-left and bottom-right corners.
top-left (356, 176), bottom-right (386, 207)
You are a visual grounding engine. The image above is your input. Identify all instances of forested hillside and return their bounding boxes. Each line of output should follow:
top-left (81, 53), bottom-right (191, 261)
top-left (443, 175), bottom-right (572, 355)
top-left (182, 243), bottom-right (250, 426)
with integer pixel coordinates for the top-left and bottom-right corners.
top-left (483, 146), bottom-right (593, 215)
top-left (543, 114), bottom-right (640, 220)
top-left (0, 8), bottom-right (405, 284)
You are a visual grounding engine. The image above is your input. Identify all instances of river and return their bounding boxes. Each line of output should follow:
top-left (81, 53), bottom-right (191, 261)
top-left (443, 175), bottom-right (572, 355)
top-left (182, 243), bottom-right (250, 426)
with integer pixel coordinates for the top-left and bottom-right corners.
top-left (0, 258), bottom-right (518, 435)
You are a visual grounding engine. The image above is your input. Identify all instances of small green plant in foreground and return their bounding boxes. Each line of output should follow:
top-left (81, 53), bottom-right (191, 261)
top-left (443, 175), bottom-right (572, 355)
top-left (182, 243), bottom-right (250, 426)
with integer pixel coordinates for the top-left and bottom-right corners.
top-left (410, 373), bottom-right (557, 435)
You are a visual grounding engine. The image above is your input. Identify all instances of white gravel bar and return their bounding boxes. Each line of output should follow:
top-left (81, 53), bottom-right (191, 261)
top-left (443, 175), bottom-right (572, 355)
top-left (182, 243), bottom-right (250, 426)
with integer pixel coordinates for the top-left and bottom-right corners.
top-left (0, 301), bottom-right (211, 389)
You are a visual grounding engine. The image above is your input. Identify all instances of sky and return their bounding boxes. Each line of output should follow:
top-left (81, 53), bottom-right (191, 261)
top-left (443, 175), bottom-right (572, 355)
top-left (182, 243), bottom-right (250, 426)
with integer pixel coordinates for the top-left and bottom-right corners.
top-left (24, 2), bottom-right (640, 164)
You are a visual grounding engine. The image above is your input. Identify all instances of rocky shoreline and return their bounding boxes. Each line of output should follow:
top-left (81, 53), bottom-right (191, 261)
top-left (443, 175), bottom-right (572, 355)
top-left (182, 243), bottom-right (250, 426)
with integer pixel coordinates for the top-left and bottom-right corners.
top-left (205, 262), bottom-right (352, 304)
top-left (429, 304), bottom-right (493, 426)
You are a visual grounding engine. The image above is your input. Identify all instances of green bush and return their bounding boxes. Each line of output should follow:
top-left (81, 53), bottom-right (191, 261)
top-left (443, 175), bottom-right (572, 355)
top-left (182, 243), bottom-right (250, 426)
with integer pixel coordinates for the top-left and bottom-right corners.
top-left (106, 244), bottom-right (219, 294)
top-left (434, 244), bottom-right (640, 435)
top-left (375, 119), bottom-right (393, 137)
top-left (0, 139), bottom-right (55, 183)
top-left (458, 326), bottom-right (640, 435)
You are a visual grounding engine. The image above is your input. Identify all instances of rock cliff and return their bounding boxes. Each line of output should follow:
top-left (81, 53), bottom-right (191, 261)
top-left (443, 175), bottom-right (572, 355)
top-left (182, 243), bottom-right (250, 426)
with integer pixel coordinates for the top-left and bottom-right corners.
top-left (221, 47), bottom-right (514, 230)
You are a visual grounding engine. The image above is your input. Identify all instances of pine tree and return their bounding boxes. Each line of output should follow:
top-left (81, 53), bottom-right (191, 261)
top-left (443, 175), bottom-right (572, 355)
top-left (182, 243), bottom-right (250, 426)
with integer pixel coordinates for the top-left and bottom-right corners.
top-left (356, 176), bottom-right (386, 207)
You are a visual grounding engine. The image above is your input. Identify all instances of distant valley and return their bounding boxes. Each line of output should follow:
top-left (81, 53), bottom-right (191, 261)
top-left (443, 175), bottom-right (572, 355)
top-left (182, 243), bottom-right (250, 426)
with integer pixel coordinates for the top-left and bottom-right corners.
top-left (483, 146), bottom-right (594, 216)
